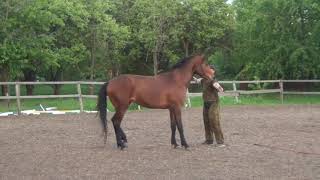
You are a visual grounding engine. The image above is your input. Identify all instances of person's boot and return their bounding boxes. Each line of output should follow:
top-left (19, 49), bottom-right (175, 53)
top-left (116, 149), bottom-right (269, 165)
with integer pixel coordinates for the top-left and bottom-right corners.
top-left (202, 139), bottom-right (214, 145)
top-left (215, 143), bottom-right (226, 147)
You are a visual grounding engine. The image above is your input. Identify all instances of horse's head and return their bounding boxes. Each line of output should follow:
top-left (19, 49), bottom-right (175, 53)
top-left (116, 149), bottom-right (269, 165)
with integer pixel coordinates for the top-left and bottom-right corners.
top-left (193, 55), bottom-right (215, 80)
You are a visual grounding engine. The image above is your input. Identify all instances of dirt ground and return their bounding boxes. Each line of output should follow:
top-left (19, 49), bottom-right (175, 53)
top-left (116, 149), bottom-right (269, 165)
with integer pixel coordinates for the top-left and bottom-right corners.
top-left (0, 105), bottom-right (319, 180)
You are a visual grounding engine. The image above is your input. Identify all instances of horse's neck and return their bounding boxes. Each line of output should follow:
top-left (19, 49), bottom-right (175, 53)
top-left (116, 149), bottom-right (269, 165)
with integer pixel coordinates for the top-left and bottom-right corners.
top-left (172, 65), bottom-right (194, 87)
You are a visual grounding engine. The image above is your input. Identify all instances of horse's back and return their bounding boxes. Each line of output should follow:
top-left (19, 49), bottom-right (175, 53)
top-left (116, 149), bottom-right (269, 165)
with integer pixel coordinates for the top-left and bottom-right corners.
top-left (109, 74), bottom-right (156, 89)
top-left (107, 74), bottom-right (155, 100)
top-left (107, 74), bottom-right (185, 109)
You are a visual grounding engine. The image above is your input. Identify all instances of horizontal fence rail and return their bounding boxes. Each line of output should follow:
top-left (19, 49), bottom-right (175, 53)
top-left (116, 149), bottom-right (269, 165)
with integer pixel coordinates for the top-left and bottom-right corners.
top-left (0, 95), bottom-right (79, 100)
top-left (0, 80), bottom-right (319, 115)
top-left (282, 80), bottom-right (320, 83)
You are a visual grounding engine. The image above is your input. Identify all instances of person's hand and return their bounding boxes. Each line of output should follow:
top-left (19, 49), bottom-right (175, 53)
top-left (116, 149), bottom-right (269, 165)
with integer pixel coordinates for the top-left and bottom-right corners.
top-left (193, 77), bottom-right (202, 84)
top-left (213, 82), bottom-right (224, 92)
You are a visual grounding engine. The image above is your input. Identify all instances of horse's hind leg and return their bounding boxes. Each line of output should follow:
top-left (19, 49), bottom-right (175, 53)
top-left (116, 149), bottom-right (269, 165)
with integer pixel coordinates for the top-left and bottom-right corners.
top-left (111, 108), bottom-right (128, 150)
top-left (169, 108), bottom-right (178, 148)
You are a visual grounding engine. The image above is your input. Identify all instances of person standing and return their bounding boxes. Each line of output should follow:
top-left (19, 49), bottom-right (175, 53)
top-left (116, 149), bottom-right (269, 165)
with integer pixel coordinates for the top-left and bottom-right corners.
top-left (194, 72), bottom-right (225, 146)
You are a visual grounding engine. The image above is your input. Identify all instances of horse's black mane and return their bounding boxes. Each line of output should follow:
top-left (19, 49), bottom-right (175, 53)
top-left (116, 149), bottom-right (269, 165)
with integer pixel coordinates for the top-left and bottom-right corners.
top-left (170, 56), bottom-right (194, 70)
top-left (157, 55), bottom-right (196, 74)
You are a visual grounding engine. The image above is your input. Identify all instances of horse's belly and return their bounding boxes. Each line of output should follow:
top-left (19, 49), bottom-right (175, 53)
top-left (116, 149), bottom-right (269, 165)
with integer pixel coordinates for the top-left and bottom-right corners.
top-left (134, 91), bottom-right (169, 109)
top-left (134, 90), bottom-right (186, 109)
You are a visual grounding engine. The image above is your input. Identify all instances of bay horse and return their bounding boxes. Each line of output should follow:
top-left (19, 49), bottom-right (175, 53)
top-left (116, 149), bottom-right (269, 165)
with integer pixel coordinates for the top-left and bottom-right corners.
top-left (97, 54), bottom-right (215, 149)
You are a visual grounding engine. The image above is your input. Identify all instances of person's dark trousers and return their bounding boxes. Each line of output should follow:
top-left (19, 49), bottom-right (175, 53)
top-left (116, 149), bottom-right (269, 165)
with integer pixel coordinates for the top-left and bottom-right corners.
top-left (203, 101), bottom-right (224, 144)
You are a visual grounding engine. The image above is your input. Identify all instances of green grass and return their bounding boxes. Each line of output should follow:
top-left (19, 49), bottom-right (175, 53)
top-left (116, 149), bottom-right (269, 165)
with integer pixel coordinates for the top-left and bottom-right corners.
top-left (1, 94), bottom-right (320, 113)
top-left (1, 84), bottom-right (320, 113)
top-left (0, 98), bottom-right (141, 112)
top-left (190, 94), bottom-right (320, 106)
top-left (4, 84), bottom-right (102, 96)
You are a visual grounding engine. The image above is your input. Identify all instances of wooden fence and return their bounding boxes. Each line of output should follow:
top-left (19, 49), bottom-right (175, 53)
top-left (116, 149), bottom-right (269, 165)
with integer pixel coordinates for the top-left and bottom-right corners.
top-left (0, 80), bottom-right (319, 115)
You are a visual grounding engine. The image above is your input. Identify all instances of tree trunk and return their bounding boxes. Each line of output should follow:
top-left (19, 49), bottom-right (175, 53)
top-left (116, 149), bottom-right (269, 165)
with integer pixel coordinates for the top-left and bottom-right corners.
top-left (26, 84), bottom-right (34, 95)
top-left (183, 38), bottom-right (189, 57)
top-left (47, 68), bottom-right (63, 95)
top-left (0, 67), bottom-right (9, 95)
top-left (1, 85), bottom-right (8, 96)
top-left (53, 84), bottom-right (61, 95)
top-left (1, 0), bottom-right (10, 97)
top-left (23, 70), bottom-right (36, 95)
top-left (239, 83), bottom-right (249, 90)
top-left (1, 67), bottom-right (10, 110)
top-left (54, 69), bottom-right (61, 95)
top-left (153, 49), bottom-right (158, 75)
top-left (111, 62), bottom-right (120, 78)
top-left (5, 0), bottom-right (9, 20)
top-left (89, 26), bottom-right (96, 95)
top-left (298, 3), bottom-right (306, 45)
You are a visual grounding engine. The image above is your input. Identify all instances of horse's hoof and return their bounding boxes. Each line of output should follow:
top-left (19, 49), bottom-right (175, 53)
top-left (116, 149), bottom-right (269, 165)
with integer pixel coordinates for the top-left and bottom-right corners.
top-left (117, 143), bottom-right (127, 150)
top-left (123, 142), bottom-right (128, 148)
top-left (182, 144), bottom-right (189, 149)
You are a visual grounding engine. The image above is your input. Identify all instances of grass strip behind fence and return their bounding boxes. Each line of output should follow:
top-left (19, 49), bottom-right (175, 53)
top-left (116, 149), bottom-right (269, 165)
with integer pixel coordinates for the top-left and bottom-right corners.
top-left (1, 94), bottom-right (320, 113)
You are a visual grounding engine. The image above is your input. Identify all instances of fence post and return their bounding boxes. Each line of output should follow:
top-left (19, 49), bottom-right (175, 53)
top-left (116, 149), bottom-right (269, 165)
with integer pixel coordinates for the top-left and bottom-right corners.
top-left (233, 81), bottom-right (239, 103)
top-left (77, 83), bottom-right (84, 112)
top-left (6, 86), bottom-right (10, 108)
top-left (187, 88), bottom-right (191, 108)
top-left (279, 80), bottom-right (284, 104)
top-left (15, 83), bottom-right (21, 115)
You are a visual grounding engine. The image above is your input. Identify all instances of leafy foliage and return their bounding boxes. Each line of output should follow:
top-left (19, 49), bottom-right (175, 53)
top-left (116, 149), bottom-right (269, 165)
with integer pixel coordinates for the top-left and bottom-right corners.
top-left (0, 0), bottom-right (319, 92)
top-left (231, 0), bottom-right (320, 80)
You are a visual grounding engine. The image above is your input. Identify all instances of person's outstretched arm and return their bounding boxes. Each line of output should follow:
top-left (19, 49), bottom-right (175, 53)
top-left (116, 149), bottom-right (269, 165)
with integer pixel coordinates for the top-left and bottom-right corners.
top-left (212, 81), bottom-right (224, 92)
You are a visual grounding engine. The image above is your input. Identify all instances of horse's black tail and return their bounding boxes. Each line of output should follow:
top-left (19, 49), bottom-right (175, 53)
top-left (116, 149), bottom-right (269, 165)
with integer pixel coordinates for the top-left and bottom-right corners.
top-left (97, 82), bottom-right (108, 144)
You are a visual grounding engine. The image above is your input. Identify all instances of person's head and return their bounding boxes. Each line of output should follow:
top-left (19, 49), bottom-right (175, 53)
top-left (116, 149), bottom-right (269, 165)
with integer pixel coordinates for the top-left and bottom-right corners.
top-left (209, 65), bottom-right (217, 79)
top-left (210, 65), bottom-right (216, 70)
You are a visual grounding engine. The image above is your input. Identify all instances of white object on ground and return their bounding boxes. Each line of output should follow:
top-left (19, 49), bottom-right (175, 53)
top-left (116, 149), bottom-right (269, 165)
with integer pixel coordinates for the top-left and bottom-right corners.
top-left (0, 112), bottom-right (14, 116)
top-left (50, 111), bottom-right (66, 115)
top-left (63, 110), bottom-right (80, 113)
top-left (1, 108), bottom-right (110, 116)
top-left (84, 110), bottom-right (98, 113)
top-left (45, 107), bottom-right (57, 111)
top-left (21, 109), bottom-right (40, 115)
top-left (39, 104), bottom-right (46, 111)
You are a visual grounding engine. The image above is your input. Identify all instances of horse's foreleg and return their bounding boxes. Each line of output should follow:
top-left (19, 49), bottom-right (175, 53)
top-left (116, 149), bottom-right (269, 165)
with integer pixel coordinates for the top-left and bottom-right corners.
top-left (119, 128), bottom-right (127, 143)
top-left (174, 107), bottom-right (189, 149)
top-left (169, 109), bottom-right (178, 148)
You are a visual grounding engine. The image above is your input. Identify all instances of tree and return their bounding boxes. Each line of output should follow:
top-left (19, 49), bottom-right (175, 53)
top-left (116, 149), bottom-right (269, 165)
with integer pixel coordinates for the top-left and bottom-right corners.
top-left (130, 0), bottom-right (180, 75)
top-left (0, 0), bottom-right (29, 95)
top-left (177, 0), bottom-right (234, 56)
top-left (232, 0), bottom-right (320, 80)
top-left (83, 0), bottom-right (129, 81)
top-left (1, 0), bottom-right (129, 95)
